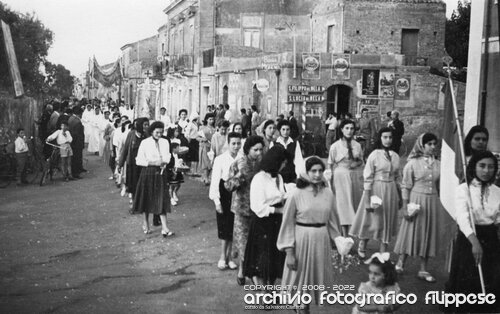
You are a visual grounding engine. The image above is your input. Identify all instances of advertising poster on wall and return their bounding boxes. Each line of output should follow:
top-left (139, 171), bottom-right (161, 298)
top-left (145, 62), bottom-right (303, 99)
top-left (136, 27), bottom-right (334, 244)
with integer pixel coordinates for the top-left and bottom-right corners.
top-left (301, 53), bottom-right (321, 80)
top-left (394, 74), bottom-right (411, 100)
top-left (331, 54), bottom-right (351, 80)
top-left (379, 72), bottom-right (395, 98)
top-left (359, 98), bottom-right (379, 113)
top-left (361, 69), bottom-right (380, 96)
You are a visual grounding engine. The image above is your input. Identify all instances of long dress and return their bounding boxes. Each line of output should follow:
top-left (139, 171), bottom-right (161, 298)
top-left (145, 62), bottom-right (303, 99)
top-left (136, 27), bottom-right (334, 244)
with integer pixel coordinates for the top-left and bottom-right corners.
top-left (225, 155), bottom-right (260, 264)
top-left (244, 171), bottom-right (286, 283)
top-left (102, 123), bottom-right (114, 166)
top-left (328, 139), bottom-right (364, 226)
top-left (81, 109), bottom-right (93, 144)
top-left (198, 125), bottom-right (215, 171)
top-left (394, 157), bottom-right (441, 257)
top-left (119, 130), bottom-right (145, 195)
top-left (277, 186), bottom-right (341, 304)
top-left (442, 181), bottom-right (500, 313)
top-left (87, 113), bottom-right (101, 153)
top-left (349, 149), bottom-right (400, 244)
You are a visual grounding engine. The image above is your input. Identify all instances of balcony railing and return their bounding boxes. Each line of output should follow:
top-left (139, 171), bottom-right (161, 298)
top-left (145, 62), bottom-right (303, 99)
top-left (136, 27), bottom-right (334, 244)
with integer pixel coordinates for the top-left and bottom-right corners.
top-left (168, 53), bottom-right (194, 72)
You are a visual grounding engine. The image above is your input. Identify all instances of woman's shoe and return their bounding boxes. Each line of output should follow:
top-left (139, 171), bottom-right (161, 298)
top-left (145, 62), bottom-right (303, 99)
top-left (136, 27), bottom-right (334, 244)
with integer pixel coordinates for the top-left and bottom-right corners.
top-left (237, 276), bottom-right (245, 286)
top-left (142, 225), bottom-right (151, 234)
top-left (217, 259), bottom-right (228, 270)
top-left (161, 230), bottom-right (175, 238)
top-left (173, 193), bottom-right (179, 202)
top-left (170, 199), bottom-right (177, 206)
top-left (227, 260), bottom-right (238, 270)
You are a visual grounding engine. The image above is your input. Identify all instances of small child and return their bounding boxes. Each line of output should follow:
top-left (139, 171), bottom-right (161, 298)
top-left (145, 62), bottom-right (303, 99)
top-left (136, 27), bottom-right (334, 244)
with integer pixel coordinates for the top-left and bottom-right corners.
top-left (47, 121), bottom-right (73, 181)
top-left (353, 252), bottom-right (401, 314)
top-left (169, 142), bottom-right (185, 206)
top-left (14, 128), bottom-right (29, 185)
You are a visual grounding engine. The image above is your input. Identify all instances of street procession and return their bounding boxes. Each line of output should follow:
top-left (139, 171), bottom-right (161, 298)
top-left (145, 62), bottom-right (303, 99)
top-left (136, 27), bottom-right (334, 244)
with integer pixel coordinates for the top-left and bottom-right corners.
top-left (1, 0), bottom-right (500, 313)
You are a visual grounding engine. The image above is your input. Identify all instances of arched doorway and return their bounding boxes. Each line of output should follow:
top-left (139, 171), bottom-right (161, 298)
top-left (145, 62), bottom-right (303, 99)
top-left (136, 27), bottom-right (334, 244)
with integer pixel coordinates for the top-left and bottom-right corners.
top-left (326, 85), bottom-right (352, 116)
top-left (222, 85), bottom-right (228, 105)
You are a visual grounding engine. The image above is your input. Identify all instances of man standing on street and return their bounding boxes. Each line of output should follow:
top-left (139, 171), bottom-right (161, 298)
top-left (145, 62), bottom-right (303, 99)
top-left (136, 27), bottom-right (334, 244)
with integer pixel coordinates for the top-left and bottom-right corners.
top-left (389, 110), bottom-right (404, 154)
top-left (287, 110), bottom-right (299, 140)
top-left (357, 108), bottom-right (375, 159)
top-left (159, 107), bottom-right (172, 128)
top-left (47, 102), bottom-right (61, 135)
top-left (223, 104), bottom-right (233, 123)
top-left (240, 108), bottom-right (251, 137)
top-left (69, 107), bottom-right (85, 177)
top-left (325, 112), bottom-right (338, 150)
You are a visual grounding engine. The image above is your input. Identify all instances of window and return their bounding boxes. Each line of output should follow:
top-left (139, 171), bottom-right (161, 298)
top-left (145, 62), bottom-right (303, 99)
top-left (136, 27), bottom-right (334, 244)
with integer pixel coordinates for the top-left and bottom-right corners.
top-left (243, 29), bottom-right (260, 48)
top-left (241, 14), bottom-right (262, 49)
top-left (327, 25), bottom-right (335, 52)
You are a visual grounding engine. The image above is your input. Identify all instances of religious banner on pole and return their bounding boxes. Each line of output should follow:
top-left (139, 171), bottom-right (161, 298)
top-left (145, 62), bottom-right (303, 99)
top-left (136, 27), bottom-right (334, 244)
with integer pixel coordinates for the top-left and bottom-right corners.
top-left (301, 53), bottom-right (321, 80)
top-left (1, 20), bottom-right (24, 97)
top-left (361, 69), bottom-right (380, 96)
top-left (394, 74), bottom-right (411, 100)
top-left (91, 56), bottom-right (122, 87)
top-left (331, 54), bottom-right (351, 80)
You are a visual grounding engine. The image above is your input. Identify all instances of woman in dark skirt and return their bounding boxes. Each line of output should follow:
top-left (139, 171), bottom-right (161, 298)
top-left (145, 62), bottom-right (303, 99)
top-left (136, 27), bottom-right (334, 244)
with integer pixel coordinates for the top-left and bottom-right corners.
top-left (132, 121), bottom-right (174, 237)
top-left (209, 132), bottom-right (242, 270)
top-left (244, 146), bottom-right (290, 285)
top-left (442, 151), bottom-right (500, 313)
top-left (119, 118), bottom-right (149, 209)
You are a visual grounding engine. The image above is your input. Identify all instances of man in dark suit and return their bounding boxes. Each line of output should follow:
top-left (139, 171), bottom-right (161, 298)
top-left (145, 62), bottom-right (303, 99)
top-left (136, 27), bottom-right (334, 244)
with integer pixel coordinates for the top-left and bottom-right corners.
top-left (389, 110), bottom-right (405, 155)
top-left (68, 106), bottom-right (85, 178)
top-left (287, 110), bottom-right (300, 140)
top-left (240, 108), bottom-right (251, 137)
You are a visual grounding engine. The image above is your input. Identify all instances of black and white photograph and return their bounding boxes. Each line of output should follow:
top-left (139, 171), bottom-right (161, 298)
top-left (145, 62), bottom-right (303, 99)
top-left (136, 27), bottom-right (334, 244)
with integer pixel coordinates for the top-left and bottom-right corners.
top-left (0, 0), bottom-right (499, 313)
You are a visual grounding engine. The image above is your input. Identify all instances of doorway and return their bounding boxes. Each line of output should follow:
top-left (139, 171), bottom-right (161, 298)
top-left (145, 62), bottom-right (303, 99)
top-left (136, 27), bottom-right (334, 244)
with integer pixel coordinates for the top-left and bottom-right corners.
top-left (326, 85), bottom-right (352, 116)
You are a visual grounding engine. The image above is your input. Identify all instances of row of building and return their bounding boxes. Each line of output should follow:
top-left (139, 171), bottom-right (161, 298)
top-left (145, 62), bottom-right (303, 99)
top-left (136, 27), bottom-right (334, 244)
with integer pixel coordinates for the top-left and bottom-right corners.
top-left (77, 0), bottom-right (466, 144)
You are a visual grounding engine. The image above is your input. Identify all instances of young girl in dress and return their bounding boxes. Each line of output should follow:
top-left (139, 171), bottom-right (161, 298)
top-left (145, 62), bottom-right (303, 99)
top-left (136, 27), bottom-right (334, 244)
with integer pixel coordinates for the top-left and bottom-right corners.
top-left (168, 142), bottom-right (185, 206)
top-left (393, 133), bottom-right (440, 282)
top-left (353, 252), bottom-right (401, 314)
top-left (350, 127), bottom-right (401, 257)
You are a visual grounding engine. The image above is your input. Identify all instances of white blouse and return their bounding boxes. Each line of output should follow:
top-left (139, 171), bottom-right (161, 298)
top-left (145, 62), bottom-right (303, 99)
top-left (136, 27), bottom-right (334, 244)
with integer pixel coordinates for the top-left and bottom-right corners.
top-left (135, 137), bottom-right (171, 167)
top-left (455, 180), bottom-right (500, 238)
top-left (250, 171), bottom-right (286, 218)
top-left (209, 151), bottom-right (238, 206)
top-left (47, 130), bottom-right (73, 145)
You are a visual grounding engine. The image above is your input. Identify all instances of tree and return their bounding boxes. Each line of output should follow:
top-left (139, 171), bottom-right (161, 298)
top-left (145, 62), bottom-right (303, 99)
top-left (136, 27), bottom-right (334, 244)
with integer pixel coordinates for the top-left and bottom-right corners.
top-left (44, 62), bottom-right (75, 99)
top-left (0, 3), bottom-right (54, 95)
top-left (445, 0), bottom-right (471, 69)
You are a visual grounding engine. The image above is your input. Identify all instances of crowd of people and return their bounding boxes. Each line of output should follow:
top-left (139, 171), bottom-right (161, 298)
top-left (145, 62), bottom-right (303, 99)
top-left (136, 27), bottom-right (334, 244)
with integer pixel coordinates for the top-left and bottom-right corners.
top-left (16, 98), bottom-right (499, 313)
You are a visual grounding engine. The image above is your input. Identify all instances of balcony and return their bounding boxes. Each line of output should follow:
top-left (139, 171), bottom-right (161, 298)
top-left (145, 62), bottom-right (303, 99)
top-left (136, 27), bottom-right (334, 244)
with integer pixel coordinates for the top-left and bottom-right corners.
top-left (168, 53), bottom-right (194, 72)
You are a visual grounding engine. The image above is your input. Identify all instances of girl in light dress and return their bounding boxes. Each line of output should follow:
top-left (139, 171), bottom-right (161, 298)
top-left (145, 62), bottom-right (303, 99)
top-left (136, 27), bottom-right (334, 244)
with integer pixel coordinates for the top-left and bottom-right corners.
top-left (350, 127), bottom-right (401, 257)
top-left (353, 253), bottom-right (401, 314)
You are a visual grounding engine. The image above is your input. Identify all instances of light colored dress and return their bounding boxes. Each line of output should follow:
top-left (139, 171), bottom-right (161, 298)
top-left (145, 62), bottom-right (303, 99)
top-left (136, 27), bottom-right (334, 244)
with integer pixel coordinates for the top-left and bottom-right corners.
top-left (349, 149), bottom-right (400, 244)
top-left (394, 157), bottom-right (441, 257)
top-left (277, 186), bottom-right (341, 304)
top-left (328, 139), bottom-right (364, 225)
top-left (198, 125), bottom-right (215, 171)
top-left (352, 281), bottom-right (400, 314)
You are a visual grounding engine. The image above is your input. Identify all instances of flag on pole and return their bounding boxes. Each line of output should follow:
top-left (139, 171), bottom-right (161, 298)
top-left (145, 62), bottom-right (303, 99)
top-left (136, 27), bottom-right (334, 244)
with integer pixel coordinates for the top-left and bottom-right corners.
top-left (439, 81), bottom-right (463, 220)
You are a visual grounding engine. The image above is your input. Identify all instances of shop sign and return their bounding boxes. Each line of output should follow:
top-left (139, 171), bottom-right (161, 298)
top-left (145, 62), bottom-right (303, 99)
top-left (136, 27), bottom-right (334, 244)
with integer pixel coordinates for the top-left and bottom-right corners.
top-left (288, 94), bottom-right (324, 102)
top-left (256, 79), bottom-right (270, 92)
top-left (262, 55), bottom-right (281, 71)
top-left (331, 54), bottom-right (350, 80)
top-left (288, 85), bottom-right (325, 93)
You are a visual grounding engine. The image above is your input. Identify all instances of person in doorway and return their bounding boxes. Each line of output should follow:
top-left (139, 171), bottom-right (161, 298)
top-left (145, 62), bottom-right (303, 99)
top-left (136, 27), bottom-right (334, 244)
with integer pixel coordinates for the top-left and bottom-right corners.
top-left (325, 113), bottom-right (338, 151)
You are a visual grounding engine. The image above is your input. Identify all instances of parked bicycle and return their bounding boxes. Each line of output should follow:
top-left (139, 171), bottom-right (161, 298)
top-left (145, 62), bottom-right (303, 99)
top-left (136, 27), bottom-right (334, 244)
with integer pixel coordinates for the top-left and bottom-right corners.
top-left (39, 142), bottom-right (61, 186)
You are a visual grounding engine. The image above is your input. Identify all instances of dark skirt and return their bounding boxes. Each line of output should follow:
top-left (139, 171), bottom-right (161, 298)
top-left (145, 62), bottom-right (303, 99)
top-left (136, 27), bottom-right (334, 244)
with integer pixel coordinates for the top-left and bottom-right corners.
top-left (187, 140), bottom-right (199, 162)
top-left (243, 213), bottom-right (286, 283)
top-left (132, 166), bottom-right (171, 215)
top-left (280, 162), bottom-right (296, 184)
top-left (168, 169), bottom-right (184, 185)
top-left (126, 162), bottom-right (142, 194)
top-left (442, 224), bottom-right (500, 313)
top-left (216, 180), bottom-right (234, 240)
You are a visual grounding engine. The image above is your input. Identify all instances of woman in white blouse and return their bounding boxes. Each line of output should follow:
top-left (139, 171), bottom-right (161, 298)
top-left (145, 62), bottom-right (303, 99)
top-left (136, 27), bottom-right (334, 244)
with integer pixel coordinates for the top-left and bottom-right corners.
top-left (443, 151), bottom-right (500, 313)
top-left (243, 146), bottom-right (289, 286)
top-left (132, 121), bottom-right (174, 237)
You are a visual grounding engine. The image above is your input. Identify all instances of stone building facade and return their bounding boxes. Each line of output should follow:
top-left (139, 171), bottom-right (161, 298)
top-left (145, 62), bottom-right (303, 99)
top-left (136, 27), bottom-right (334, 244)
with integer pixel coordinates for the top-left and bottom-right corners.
top-left (158, 0), bottom-right (463, 151)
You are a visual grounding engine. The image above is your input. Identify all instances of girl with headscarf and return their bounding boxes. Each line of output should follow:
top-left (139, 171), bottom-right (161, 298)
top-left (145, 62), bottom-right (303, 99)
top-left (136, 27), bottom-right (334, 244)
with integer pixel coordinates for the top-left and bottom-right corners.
top-left (350, 127), bottom-right (401, 257)
top-left (277, 157), bottom-right (342, 312)
top-left (244, 146), bottom-right (289, 286)
top-left (328, 119), bottom-right (364, 236)
top-left (119, 117), bottom-right (149, 209)
top-left (393, 133), bottom-right (441, 282)
top-left (224, 135), bottom-right (265, 285)
top-left (443, 151), bottom-right (500, 313)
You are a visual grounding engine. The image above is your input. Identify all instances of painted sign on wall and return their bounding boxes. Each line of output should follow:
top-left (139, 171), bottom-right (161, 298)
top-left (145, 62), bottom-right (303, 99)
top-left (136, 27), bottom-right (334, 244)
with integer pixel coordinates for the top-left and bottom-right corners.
top-left (331, 54), bottom-right (351, 80)
top-left (394, 74), bottom-right (411, 100)
top-left (301, 53), bottom-right (321, 80)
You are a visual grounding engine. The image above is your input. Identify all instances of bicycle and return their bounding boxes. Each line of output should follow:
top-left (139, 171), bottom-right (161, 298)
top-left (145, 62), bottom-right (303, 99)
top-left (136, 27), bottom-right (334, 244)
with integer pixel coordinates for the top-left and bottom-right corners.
top-left (39, 142), bottom-right (61, 186)
top-left (0, 143), bottom-right (16, 188)
top-left (24, 137), bottom-right (46, 185)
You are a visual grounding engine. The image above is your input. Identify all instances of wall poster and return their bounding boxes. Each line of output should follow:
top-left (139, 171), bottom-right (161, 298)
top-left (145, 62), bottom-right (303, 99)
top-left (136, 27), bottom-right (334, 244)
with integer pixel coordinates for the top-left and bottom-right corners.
top-left (394, 74), bottom-right (411, 100)
top-left (359, 98), bottom-right (379, 113)
top-left (331, 54), bottom-right (350, 80)
top-left (379, 72), bottom-right (395, 98)
top-left (361, 69), bottom-right (380, 96)
top-left (301, 53), bottom-right (321, 80)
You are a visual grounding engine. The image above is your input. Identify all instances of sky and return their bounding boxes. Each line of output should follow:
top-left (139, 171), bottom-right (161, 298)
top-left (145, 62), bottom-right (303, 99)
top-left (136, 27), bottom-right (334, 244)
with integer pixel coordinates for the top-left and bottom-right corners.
top-left (2, 0), bottom-right (461, 77)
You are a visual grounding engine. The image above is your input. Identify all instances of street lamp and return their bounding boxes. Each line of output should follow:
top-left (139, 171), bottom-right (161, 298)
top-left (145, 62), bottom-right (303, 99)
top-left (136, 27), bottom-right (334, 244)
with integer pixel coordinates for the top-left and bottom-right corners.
top-left (275, 21), bottom-right (296, 79)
